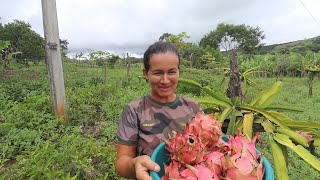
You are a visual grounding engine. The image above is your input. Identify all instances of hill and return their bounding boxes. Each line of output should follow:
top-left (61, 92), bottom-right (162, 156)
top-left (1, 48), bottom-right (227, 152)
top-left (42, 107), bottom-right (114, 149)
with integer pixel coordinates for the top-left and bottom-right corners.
top-left (257, 35), bottom-right (320, 55)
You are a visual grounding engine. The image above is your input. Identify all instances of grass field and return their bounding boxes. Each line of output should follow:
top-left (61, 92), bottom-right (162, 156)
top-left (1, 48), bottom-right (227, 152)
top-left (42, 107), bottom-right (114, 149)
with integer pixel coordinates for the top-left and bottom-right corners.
top-left (0, 62), bottom-right (319, 179)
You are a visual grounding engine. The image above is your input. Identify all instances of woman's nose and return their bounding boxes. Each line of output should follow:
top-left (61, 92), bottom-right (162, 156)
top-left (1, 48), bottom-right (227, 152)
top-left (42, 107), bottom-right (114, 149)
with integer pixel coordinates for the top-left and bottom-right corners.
top-left (161, 74), bottom-right (170, 84)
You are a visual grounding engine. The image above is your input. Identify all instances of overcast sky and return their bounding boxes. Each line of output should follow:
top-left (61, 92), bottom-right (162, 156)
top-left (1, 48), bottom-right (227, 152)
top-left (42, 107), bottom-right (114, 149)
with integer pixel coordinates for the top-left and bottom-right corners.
top-left (1, 0), bottom-right (320, 57)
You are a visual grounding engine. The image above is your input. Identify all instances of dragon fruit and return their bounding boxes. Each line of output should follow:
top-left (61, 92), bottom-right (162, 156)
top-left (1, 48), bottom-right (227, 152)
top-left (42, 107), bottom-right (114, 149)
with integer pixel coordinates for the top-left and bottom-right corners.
top-left (187, 113), bottom-right (223, 149)
top-left (162, 112), bottom-right (264, 180)
top-left (180, 163), bottom-right (219, 180)
top-left (224, 146), bottom-right (264, 180)
top-left (166, 125), bottom-right (206, 165)
top-left (163, 161), bottom-right (185, 179)
top-left (203, 151), bottom-right (225, 177)
top-left (296, 130), bottom-right (315, 144)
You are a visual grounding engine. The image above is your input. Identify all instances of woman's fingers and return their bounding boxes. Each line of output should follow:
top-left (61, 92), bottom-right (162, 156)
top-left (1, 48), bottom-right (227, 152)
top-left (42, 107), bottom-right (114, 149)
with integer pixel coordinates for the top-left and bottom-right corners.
top-left (141, 157), bottom-right (160, 172)
top-left (135, 155), bottom-right (160, 180)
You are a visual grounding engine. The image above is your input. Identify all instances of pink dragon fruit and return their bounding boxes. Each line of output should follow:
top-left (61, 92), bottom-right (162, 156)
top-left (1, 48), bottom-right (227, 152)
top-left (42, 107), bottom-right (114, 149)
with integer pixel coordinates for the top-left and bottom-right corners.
top-left (166, 126), bottom-right (206, 165)
top-left (224, 146), bottom-right (264, 180)
top-left (229, 134), bottom-right (260, 160)
top-left (163, 112), bottom-right (265, 180)
top-left (180, 164), bottom-right (219, 180)
top-left (162, 161), bottom-right (185, 179)
top-left (203, 151), bottom-right (225, 177)
top-left (188, 113), bottom-right (223, 149)
top-left (296, 130), bottom-right (315, 144)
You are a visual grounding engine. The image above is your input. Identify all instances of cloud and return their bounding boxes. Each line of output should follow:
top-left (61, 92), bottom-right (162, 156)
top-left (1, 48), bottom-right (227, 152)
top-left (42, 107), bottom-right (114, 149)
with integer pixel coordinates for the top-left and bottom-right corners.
top-left (1, 0), bottom-right (320, 56)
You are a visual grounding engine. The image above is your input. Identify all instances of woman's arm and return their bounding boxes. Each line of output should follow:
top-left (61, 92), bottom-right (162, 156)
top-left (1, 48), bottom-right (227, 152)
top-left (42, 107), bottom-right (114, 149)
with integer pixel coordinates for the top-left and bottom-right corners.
top-left (116, 144), bottom-right (160, 180)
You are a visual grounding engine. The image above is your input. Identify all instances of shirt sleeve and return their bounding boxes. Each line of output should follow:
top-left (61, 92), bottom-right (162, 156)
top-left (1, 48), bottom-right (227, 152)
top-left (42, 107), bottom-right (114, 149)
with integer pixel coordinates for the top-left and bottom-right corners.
top-left (116, 104), bottom-right (139, 145)
top-left (189, 99), bottom-right (202, 114)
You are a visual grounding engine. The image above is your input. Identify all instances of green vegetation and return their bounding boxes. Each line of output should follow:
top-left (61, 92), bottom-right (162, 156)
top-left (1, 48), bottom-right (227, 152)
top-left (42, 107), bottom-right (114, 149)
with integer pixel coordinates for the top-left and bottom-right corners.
top-left (200, 23), bottom-right (265, 57)
top-left (257, 36), bottom-right (320, 55)
top-left (0, 61), bottom-right (319, 179)
top-left (0, 20), bottom-right (45, 61)
top-left (0, 19), bottom-right (69, 67)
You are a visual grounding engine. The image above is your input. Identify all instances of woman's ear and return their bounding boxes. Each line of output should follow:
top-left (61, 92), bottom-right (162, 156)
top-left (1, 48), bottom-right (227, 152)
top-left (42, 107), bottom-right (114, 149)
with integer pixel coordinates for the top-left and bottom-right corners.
top-left (143, 69), bottom-right (149, 82)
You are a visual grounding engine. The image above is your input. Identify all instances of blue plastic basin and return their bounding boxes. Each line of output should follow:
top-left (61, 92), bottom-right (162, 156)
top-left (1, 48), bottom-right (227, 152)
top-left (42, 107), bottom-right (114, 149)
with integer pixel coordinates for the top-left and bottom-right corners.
top-left (151, 141), bottom-right (274, 180)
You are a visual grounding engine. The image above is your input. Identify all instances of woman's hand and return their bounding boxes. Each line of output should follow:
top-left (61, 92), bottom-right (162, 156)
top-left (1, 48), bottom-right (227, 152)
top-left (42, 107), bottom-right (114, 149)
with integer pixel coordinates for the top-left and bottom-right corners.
top-left (116, 144), bottom-right (160, 179)
top-left (134, 155), bottom-right (160, 180)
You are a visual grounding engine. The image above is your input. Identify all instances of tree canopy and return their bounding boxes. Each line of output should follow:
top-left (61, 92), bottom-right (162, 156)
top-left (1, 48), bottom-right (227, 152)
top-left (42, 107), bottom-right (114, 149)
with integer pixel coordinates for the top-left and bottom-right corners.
top-left (200, 23), bottom-right (265, 56)
top-left (0, 20), bottom-right (45, 60)
top-left (60, 39), bottom-right (69, 58)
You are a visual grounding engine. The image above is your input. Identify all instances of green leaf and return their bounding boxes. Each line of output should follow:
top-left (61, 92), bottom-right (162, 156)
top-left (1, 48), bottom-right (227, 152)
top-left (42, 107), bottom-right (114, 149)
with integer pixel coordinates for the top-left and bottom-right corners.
top-left (283, 121), bottom-right (320, 130)
top-left (275, 128), bottom-right (309, 147)
top-left (218, 106), bottom-right (232, 123)
top-left (242, 75), bottom-right (248, 91)
top-left (202, 86), bottom-right (232, 106)
top-left (242, 67), bottom-right (259, 75)
top-left (0, 40), bottom-right (11, 50)
top-left (178, 78), bottom-right (202, 89)
top-left (249, 81), bottom-right (282, 108)
top-left (238, 105), bottom-right (288, 129)
top-left (261, 119), bottom-right (274, 133)
top-left (243, 113), bottom-right (254, 139)
top-left (263, 106), bottom-right (303, 112)
top-left (269, 135), bottom-right (289, 180)
top-left (198, 99), bottom-right (231, 109)
top-left (268, 111), bottom-right (295, 121)
top-left (279, 142), bottom-right (289, 167)
top-left (273, 133), bottom-right (320, 171)
top-left (226, 108), bottom-right (237, 135)
top-left (246, 78), bottom-right (260, 90)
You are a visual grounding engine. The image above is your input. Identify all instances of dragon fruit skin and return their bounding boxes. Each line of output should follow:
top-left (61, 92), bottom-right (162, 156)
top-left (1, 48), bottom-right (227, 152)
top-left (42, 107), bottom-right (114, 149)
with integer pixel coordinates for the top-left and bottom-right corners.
top-left (161, 161), bottom-right (185, 180)
top-left (230, 135), bottom-right (260, 159)
top-left (203, 151), bottom-right (225, 177)
top-left (180, 164), bottom-right (219, 180)
top-left (215, 133), bottom-right (261, 159)
top-left (296, 130), bottom-right (315, 143)
top-left (188, 113), bottom-right (223, 149)
top-left (166, 128), bottom-right (206, 165)
top-left (224, 145), bottom-right (264, 180)
top-left (225, 159), bottom-right (264, 180)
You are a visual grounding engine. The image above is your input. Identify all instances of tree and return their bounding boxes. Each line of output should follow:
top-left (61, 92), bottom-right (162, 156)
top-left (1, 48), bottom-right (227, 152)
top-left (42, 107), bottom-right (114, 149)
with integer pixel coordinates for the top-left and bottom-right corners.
top-left (164, 32), bottom-right (190, 51)
top-left (0, 20), bottom-right (45, 61)
top-left (75, 52), bottom-right (84, 61)
top-left (60, 39), bottom-right (69, 57)
top-left (108, 54), bottom-right (121, 68)
top-left (0, 40), bottom-right (11, 69)
top-left (159, 33), bottom-right (173, 41)
top-left (200, 23), bottom-right (265, 56)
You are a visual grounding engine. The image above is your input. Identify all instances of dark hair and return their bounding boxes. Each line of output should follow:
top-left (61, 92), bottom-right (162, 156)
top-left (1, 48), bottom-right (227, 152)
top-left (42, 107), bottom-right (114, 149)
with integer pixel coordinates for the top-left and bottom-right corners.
top-left (143, 41), bottom-right (180, 72)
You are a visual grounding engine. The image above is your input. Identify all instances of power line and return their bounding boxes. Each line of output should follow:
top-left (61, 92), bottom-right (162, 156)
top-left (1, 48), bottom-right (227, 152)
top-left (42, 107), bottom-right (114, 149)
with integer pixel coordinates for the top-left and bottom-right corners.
top-left (298, 0), bottom-right (320, 27)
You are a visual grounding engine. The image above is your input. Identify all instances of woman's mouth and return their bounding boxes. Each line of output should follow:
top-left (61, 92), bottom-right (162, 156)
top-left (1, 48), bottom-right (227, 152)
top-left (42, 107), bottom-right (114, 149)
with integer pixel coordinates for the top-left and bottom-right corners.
top-left (159, 86), bottom-right (170, 92)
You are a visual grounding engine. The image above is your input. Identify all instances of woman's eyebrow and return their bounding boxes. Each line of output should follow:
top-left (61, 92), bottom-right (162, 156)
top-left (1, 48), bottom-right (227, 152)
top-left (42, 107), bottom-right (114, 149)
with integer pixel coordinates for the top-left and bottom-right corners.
top-left (152, 69), bottom-right (162, 71)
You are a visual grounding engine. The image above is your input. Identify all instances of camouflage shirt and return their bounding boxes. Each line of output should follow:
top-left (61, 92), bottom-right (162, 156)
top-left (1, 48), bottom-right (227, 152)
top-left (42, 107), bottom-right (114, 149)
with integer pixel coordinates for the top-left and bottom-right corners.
top-left (117, 94), bottom-right (201, 157)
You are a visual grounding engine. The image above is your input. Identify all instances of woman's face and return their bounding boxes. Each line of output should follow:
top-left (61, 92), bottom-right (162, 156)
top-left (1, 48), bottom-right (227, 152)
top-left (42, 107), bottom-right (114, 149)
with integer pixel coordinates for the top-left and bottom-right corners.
top-left (144, 52), bottom-right (180, 103)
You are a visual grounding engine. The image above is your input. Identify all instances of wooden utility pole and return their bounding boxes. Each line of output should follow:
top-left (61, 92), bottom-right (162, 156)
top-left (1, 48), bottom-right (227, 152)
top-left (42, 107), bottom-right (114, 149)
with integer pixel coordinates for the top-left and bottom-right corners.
top-left (41, 0), bottom-right (67, 120)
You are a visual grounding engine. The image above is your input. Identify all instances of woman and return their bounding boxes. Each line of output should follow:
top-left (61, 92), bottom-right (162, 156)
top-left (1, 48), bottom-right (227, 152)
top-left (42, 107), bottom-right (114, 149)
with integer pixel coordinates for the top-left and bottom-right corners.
top-left (115, 41), bottom-right (201, 179)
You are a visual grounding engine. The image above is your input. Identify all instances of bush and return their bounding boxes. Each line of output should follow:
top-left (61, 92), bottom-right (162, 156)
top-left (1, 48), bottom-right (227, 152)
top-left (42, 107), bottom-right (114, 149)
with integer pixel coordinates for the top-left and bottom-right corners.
top-left (0, 135), bottom-right (123, 179)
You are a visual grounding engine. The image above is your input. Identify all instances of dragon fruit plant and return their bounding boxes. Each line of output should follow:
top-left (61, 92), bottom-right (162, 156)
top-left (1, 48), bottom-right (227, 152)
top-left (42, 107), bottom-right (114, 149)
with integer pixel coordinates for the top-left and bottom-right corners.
top-left (163, 113), bottom-right (264, 180)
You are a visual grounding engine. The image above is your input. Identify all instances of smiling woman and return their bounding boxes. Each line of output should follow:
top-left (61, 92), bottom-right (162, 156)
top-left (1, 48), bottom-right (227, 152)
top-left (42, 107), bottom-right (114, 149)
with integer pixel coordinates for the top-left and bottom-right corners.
top-left (115, 41), bottom-right (202, 180)
top-left (144, 51), bottom-right (180, 103)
